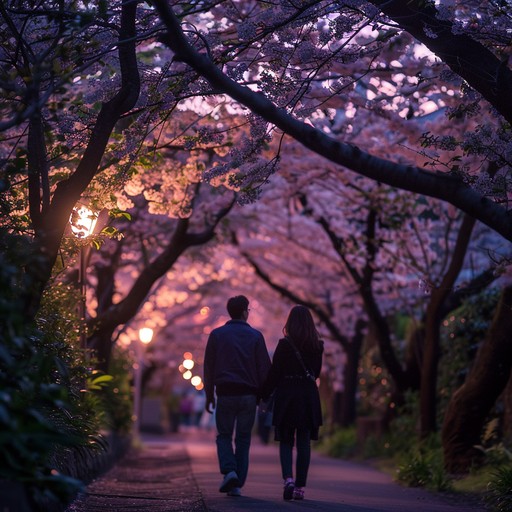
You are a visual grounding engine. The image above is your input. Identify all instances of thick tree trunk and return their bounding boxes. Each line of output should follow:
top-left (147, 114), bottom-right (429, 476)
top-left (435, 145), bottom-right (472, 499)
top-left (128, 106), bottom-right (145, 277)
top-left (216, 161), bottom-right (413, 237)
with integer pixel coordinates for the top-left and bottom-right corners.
top-left (502, 375), bottom-right (512, 445)
top-left (403, 325), bottom-right (423, 391)
top-left (370, 0), bottom-right (512, 125)
top-left (442, 285), bottom-right (512, 473)
top-left (88, 329), bottom-right (116, 373)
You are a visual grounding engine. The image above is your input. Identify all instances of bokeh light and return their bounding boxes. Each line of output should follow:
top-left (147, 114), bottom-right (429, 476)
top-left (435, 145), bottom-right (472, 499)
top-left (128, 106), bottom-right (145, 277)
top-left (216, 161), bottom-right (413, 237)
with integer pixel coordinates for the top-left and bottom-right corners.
top-left (183, 359), bottom-right (194, 370)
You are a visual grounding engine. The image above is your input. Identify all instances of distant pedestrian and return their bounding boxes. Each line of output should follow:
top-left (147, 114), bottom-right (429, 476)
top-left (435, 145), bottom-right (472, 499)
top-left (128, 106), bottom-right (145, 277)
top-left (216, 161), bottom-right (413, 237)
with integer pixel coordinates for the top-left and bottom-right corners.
top-left (179, 392), bottom-right (194, 427)
top-left (203, 295), bottom-right (271, 497)
top-left (261, 305), bottom-right (324, 501)
top-left (192, 390), bottom-right (206, 427)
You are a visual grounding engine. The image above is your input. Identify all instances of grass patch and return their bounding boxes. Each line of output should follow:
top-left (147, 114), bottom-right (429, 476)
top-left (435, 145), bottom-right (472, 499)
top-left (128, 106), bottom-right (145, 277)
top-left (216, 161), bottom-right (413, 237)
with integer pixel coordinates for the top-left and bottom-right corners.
top-left (320, 424), bottom-right (512, 510)
top-left (451, 466), bottom-right (495, 494)
top-left (396, 450), bottom-right (452, 491)
top-left (486, 465), bottom-right (512, 511)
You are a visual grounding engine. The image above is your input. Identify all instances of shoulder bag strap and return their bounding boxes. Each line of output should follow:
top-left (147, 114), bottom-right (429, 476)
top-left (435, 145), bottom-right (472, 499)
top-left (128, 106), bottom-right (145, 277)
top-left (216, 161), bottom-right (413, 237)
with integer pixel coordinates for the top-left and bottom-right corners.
top-left (284, 337), bottom-right (316, 382)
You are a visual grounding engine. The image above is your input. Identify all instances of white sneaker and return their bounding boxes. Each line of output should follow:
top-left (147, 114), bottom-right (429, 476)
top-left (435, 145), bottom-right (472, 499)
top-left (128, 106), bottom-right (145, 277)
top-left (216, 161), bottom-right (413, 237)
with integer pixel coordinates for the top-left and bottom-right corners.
top-left (219, 471), bottom-right (240, 492)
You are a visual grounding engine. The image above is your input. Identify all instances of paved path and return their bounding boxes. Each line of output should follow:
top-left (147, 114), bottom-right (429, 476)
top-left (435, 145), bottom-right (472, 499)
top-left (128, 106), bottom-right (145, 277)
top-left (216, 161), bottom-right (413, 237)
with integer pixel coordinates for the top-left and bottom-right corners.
top-left (67, 429), bottom-right (488, 511)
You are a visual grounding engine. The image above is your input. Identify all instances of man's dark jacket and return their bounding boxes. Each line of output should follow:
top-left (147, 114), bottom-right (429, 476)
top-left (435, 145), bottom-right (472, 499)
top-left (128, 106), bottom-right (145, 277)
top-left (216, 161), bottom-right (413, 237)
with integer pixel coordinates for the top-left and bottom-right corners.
top-left (204, 319), bottom-right (271, 402)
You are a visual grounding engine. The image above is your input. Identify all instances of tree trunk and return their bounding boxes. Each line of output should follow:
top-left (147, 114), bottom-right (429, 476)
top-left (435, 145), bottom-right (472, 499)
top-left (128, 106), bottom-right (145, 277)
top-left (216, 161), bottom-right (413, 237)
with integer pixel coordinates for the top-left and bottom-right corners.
top-left (88, 329), bottom-right (116, 373)
top-left (442, 285), bottom-right (512, 473)
top-left (419, 316), bottom-right (442, 436)
top-left (419, 214), bottom-right (475, 438)
top-left (339, 323), bottom-right (365, 426)
top-left (502, 373), bottom-right (512, 445)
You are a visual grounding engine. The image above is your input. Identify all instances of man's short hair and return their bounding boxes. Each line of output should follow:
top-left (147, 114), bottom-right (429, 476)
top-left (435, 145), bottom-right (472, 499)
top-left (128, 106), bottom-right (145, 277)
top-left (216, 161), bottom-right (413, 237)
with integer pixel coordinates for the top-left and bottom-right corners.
top-left (226, 295), bottom-right (249, 319)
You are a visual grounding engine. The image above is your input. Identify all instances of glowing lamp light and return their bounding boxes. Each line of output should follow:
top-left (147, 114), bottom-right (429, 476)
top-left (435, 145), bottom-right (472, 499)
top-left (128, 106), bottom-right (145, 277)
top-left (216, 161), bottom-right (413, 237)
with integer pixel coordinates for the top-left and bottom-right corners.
top-left (69, 204), bottom-right (98, 353)
top-left (183, 352), bottom-right (193, 360)
top-left (69, 206), bottom-right (98, 239)
top-left (191, 376), bottom-right (202, 387)
top-left (183, 370), bottom-right (192, 380)
top-left (139, 327), bottom-right (153, 344)
top-left (183, 359), bottom-right (194, 370)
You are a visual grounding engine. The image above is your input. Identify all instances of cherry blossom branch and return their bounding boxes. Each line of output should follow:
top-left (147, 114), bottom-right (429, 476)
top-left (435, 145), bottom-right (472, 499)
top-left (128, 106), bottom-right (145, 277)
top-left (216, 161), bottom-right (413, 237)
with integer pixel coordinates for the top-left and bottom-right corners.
top-left (23, 0), bottom-right (141, 318)
top-left (46, 0), bottom-right (140, 255)
top-left (311, 201), bottom-right (409, 390)
top-left (90, 195), bottom-right (236, 334)
top-left (369, 0), bottom-right (512, 125)
top-left (154, 1), bottom-right (512, 243)
top-left (232, 231), bottom-right (350, 349)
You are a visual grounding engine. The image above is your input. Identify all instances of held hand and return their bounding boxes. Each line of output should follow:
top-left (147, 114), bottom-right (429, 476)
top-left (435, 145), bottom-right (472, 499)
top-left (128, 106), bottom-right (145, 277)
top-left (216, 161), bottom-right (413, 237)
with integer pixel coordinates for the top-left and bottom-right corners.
top-left (205, 398), bottom-right (215, 414)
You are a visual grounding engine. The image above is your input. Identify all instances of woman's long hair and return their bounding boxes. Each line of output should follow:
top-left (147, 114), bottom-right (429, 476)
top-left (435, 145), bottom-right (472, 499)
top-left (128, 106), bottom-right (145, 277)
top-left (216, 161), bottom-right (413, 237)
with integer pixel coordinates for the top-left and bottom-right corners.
top-left (283, 305), bottom-right (322, 351)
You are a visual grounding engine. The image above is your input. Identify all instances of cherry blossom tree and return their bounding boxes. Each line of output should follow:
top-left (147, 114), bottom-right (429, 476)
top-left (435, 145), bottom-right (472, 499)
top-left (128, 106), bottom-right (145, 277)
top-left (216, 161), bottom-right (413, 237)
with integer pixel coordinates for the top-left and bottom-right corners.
top-left (4, 0), bottom-right (510, 341)
top-left (146, 1), bottom-right (512, 460)
top-left (84, 186), bottom-right (234, 370)
top-left (0, 0), bottom-right (142, 322)
top-left (0, 1), bottom-right (241, 355)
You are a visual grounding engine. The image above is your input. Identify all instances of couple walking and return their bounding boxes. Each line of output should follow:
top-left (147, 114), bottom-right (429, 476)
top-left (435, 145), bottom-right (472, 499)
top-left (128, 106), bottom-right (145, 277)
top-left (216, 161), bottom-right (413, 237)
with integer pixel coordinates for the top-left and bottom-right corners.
top-left (203, 295), bottom-right (324, 501)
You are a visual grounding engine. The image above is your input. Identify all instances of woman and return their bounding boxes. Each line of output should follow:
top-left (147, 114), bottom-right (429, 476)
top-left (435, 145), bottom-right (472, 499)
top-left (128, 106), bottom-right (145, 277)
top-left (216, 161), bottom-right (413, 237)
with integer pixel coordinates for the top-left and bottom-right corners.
top-left (261, 305), bottom-right (324, 501)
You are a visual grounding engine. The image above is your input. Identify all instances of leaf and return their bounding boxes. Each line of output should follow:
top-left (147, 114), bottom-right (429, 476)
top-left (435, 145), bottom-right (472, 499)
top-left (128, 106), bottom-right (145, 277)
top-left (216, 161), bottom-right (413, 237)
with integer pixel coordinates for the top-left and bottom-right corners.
top-left (109, 209), bottom-right (132, 221)
top-left (89, 375), bottom-right (114, 389)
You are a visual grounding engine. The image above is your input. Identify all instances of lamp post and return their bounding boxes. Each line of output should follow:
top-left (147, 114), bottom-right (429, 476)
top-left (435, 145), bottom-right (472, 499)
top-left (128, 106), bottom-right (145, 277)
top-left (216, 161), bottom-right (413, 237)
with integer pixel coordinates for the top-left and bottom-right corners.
top-left (133, 327), bottom-right (154, 438)
top-left (69, 206), bottom-right (98, 351)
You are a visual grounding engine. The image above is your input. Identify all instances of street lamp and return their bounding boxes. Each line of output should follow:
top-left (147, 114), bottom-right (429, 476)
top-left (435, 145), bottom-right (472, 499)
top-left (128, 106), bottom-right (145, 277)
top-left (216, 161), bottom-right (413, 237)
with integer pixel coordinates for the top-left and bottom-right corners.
top-left (133, 327), bottom-right (154, 438)
top-left (69, 205), bottom-right (98, 350)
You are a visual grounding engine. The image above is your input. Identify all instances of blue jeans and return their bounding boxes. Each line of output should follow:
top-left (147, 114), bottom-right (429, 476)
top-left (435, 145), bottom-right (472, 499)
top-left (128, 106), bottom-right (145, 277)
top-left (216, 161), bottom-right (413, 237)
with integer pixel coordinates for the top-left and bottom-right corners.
top-left (279, 429), bottom-right (311, 487)
top-left (215, 394), bottom-right (257, 487)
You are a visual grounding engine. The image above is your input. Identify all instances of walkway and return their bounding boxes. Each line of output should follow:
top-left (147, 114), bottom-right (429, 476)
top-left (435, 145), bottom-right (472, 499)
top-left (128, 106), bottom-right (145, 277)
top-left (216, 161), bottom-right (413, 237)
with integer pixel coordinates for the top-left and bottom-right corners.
top-left (66, 429), bottom-right (488, 511)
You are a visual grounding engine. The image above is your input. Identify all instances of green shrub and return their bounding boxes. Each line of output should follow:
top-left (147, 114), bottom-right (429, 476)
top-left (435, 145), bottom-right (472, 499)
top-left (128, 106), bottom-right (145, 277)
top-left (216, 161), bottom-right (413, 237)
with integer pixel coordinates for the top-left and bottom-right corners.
top-left (0, 318), bottom-right (86, 509)
top-left (396, 439), bottom-right (452, 492)
top-left (0, 232), bottom-right (112, 510)
top-left (319, 427), bottom-right (358, 458)
top-left (100, 348), bottom-right (134, 434)
top-left (486, 466), bottom-right (512, 512)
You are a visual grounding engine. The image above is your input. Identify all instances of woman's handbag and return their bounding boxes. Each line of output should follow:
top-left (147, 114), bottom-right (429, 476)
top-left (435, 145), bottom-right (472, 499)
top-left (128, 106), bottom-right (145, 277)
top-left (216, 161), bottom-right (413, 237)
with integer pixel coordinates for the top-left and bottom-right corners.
top-left (285, 337), bottom-right (317, 382)
top-left (261, 392), bottom-right (275, 427)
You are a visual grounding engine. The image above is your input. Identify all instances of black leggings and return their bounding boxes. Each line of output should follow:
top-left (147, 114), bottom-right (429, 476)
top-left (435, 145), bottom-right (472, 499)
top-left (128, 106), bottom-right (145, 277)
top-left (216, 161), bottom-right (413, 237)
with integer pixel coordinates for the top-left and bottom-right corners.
top-left (279, 428), bottom-right (311, 487)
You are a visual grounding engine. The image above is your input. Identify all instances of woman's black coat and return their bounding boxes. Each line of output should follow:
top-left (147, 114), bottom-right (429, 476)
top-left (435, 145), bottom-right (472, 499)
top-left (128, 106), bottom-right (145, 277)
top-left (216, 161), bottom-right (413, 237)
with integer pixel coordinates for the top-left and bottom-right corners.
top-left (261, 337), bottom-right (323, 440)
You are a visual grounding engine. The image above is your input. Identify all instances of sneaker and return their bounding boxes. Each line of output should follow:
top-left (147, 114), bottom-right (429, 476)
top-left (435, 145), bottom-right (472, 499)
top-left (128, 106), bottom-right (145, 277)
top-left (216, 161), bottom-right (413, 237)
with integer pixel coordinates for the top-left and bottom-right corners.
top-left (219, 471), bottom-right (240, 493)
top-left (227, 487), bottom-right (242, 497)
top-left (283, 480), bottom-right (295, 501)
top-left (293, 487), bottom-right (304, 500)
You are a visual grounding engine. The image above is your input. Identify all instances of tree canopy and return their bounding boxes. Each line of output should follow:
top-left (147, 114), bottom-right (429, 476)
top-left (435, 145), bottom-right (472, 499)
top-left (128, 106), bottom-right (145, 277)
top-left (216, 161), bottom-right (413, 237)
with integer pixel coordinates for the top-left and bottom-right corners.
top-left (153, 0), bottom-right (512, 241)
top-left (1, 0), bottom-right (512, 480)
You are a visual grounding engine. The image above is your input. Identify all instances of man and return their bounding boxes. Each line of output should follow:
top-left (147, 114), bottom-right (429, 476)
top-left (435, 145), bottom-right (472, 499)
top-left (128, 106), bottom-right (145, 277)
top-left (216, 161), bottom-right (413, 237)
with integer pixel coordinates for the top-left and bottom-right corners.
top-left (203, 295), bottom-right (271, 497)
